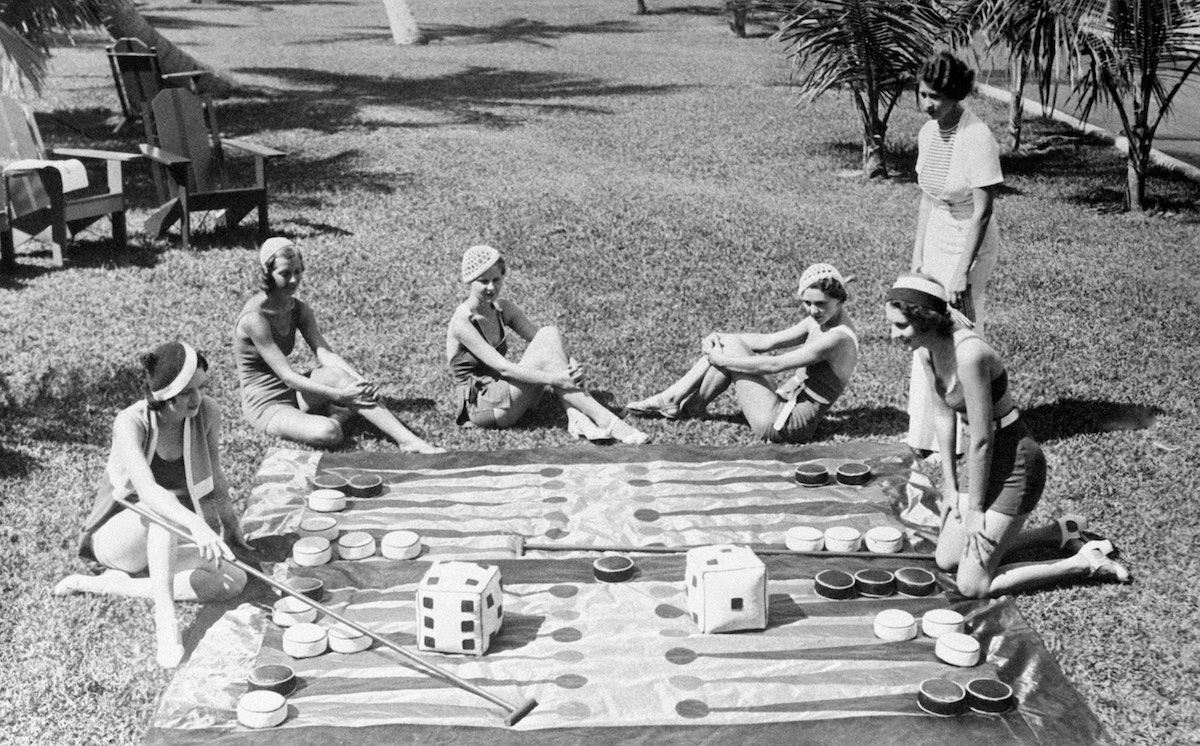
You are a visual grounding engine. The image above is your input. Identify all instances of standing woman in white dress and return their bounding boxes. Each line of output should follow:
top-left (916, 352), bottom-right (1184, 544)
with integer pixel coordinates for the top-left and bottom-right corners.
top-left (908, 52), bottom-right (1004, 455)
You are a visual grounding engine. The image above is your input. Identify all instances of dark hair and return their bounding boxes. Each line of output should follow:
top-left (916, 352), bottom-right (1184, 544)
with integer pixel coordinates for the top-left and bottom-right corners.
top-left (918, 52), bottom-right (975, 101)
top-left (141, 347), bottom-right (210, 410)
top-left (259, 246), bottom-right (304, 292)
top-left (804, 277), bottom-right (848, 303)
top-left (886, 299), bottom-right (954, 336)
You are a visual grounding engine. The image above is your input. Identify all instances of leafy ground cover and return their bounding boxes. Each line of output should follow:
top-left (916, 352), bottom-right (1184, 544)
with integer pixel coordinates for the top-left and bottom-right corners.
top-left (2, 0), bottom-right (1198, 742)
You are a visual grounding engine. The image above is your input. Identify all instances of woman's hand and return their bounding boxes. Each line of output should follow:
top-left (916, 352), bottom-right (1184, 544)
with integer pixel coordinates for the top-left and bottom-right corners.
top-left (190, 521), bottom-right (234, 564)
top-left (701, 333), bottom-right (722, 353)
top-left (567, 358), bottom-right (586, 388)
top-left (549, 366), bottom-right (581, 391)
top-left (336, 380), bottom-right (376, 407)
top-left (963, 508), bottom-right (996, 564)
top-left (946, 273), bottom-right (969, 306)
top-left (222, 521), bottom-right (253, 553)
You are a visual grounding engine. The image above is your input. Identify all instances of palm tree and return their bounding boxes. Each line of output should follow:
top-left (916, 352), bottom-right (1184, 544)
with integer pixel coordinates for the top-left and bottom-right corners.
top-left (1, 0), bottom-right (96, 93)
top-left (1, 0), bottom-right (232, 96)
top-left (770, 0), bottom-right (950, 178)
top-left (1065, 0), bottom-right (1200, 210)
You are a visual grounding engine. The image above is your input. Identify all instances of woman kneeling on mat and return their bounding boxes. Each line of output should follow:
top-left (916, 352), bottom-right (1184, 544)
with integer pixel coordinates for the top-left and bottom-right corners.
top-left (628, 263), bottom-right (858, 444)
top-left (235, 237), bottom-right (442, 453)
top-left (447, 245), bottom-right (648, 444)
top-left (55, 342), bottom-right (248, 668)
top-left (884, 275), bottom-right (1129, 596)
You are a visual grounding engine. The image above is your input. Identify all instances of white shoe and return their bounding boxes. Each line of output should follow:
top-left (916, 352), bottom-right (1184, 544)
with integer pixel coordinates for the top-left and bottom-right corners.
top-left (567, 409), bottom-right (613, 442)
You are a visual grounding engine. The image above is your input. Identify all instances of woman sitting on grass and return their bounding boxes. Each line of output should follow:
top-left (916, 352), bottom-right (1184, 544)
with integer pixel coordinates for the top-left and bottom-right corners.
top-left (884, 274), bottom-right (1129, 597)
top-left (235, 237), bottom-right (442, 452)
top-left (627, 263), bottom-right (858, 444)
top-left (447, 244), bottom-right (648, 444)
top-left (55, 342), bottom-right (248, 669)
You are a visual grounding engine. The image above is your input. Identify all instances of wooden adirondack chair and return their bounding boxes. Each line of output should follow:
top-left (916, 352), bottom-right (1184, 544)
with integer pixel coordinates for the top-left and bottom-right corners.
top-left (105, 38), bottom-right (209, 134)
top-left (0, 96), bottom-right (142, 270)
top-left (141, 88), bottom-right (286, 249)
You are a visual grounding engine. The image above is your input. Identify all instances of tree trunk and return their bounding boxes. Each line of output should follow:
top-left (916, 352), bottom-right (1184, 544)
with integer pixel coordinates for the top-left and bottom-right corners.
top-left (635, 0), bottom-right (647, 15)
top-left (381, 0), bottom-right (425, 45)
top-left (852, 92), bottom-right (888, 178)
top-left (729, 4), bottom-right (747, 37)
top-left (98, 0), bottom-right (232, 97)
top-left (1008, 58), bottom-right (1027, 152)
top-left (1125, 129), bottom-right (1150, 211)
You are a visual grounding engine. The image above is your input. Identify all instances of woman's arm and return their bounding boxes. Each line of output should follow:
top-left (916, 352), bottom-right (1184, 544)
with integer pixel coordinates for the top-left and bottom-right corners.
top-left (199, 400), bottom-right (251, 551)
top-left (449, 305), bottom-right (574, 389)
top-left (241, 306), bottom-right (365, 405)
top-left (956, 340), bottom-right (999, 561)
top-left (913, 194), bottom-right (932, 273)
top-left (948, 185), bottom-right (996, 300)
top-left (111, 412), bottom-right (230, 562)
top-left (705, 318), bottom-right (813, 357)
top-left (707, 322), bottom-right (834, 376)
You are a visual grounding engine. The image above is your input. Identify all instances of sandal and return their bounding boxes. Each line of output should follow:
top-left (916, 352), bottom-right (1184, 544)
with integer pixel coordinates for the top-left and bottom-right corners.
top-left (1077, 539), bottom-right (1131, 584)
top-left (567, 409), bottom-right (614, 442)
top-left (1057, 514), bottom-right (1088, 549)
top-left (625, 393), bottom-right (684, 420)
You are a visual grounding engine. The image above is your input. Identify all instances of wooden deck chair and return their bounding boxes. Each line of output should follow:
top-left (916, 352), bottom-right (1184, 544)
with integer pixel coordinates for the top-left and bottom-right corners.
top-left (0, 96), bottom-right (142, 270)
top-left (105, 38), bottom-right (208, 134)
top-left (141, 88), bottom-right (286, 249)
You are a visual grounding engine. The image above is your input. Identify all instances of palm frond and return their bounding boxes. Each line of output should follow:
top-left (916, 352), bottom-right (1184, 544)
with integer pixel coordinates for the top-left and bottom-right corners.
top-left (0, 21), bottom-right (47, 93)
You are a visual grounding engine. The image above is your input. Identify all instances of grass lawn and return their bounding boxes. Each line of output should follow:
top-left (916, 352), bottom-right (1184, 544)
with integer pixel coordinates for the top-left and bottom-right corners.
top-left (2, 0), bottom-right (1198, 742)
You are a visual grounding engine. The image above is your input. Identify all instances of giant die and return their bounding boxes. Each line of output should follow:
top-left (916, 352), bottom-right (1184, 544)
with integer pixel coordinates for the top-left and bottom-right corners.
top-left (685, 544), bottom-right (768, 633)
top-left (416, 561), bottom-right (504, 656)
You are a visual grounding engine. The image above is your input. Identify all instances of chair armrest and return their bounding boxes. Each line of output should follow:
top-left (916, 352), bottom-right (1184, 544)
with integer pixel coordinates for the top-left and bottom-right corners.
top-left (139, 145), bottom-right (191, 168)
top-left (161, 70), bottom-right (211, 83)
top-left (222, 138), bottom-right (287, 159)
top-left (50, 147), bottom-right (145, 163)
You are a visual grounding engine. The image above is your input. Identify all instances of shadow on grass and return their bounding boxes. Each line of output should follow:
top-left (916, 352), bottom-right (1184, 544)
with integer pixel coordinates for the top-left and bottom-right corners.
top-left (647, 4), bottom-right (727, 16)
top-left (420, 17), bottom-right (642, 46)
top-left (819, 405), bottom-right (908, 440)
top-left (222, 65), bottom-right (687, 131)
top-left (1023, 399), bottom-right (1162, 443)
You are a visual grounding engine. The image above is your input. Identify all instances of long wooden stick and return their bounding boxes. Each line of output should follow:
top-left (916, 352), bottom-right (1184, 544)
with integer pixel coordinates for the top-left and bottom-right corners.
top-left (521, 539), bottom-right (934, 561)
top-left (117, 497), bottom-right (537, 726)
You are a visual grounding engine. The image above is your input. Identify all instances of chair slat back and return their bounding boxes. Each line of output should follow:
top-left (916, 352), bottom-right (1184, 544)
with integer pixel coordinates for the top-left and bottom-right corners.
top-left (0, 96), bottom-right (50, 216)
top-left (149, 89), bottom-right (220, 194)
top-left (107, 39), bottom-right (163, 124)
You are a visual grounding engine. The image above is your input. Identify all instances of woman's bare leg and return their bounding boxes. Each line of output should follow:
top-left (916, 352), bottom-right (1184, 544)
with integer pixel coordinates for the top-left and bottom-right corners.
top-left (496, 327), bottom-right (645, 442)
top-left (288, 367), bottom-right (442, 452)
top-left (712, 336), bottom-right (782, 435)
top-left (939, 509), bottom-right (1125, 598)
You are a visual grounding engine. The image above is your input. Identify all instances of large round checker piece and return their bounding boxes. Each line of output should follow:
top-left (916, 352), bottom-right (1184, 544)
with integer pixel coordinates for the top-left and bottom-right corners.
top-left (337, 531), bottom-right (376, 560)
top-left (794, 462), bottom-right (829, 487)
top-left (854, 568), bottom-right (896, 597)
top-left (237, 690), bottom-right (288, 729)
top-left (823, 526), bottom-right (862, 552)
top-left (966, 678), bottom-right (1016, 714)
top-left (873, 609), bottom-right (917, 641)
top-left (895, 567), bottom-right (938, 596)
top-left (785, 525), bottom-right (824, 552)
top-left (288, 576), bottom-right (324, 601)
top-left (307, 489), bottom-right (346, 513)
top-left (917, 678), bottom-right (968, 717)
top-left (298, 515), bottom-right (338, 541)
top-left (814, 569), bottom-right (856, 600)
top-left (309, 472), bottom-right (348, 491)
top-left (864, 525), bottom-right (904, 553)
top-left (282, 622), bottom-right (328, 659)
top-left (381, 530), bottom-right (422, 560)
top-left (348, 474), bottom-right (383, 498)
top-left (935, 631), bottom-right (981, 667)
top-left (593, 555), bottom-right (635, 583)
top-left (836, 462), bottom-right (872, 486)
top-left (293, 536), bottom-right (332, 567)
top-left (247, 664), bottom-right (296, 697)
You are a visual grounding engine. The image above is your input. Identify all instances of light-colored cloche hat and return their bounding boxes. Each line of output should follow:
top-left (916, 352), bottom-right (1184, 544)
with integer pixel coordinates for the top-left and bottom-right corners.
top-left (797, 263), bottom-right (851, 295)
top-left (259, 237), bottom-right (297, 268)
top-left (460, 245), bottom-right (501, 283)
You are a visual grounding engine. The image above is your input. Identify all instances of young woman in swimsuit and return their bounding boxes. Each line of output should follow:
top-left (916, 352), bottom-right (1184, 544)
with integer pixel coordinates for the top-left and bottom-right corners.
top-left (884, 274), bottom-right (1129, 597)
top-left (446, 245), bottom-right (648, 444)
top-left (627, 263), bottom-right (858, 444)
top-left (234, 237), bottom-right (442, 452)
top-left (54, 342), bottom-right (248, 668)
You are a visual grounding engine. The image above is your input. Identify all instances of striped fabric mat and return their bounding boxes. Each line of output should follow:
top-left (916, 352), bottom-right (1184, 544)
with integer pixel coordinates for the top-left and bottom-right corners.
top-left (145, 443), bottom-right (1108, 745)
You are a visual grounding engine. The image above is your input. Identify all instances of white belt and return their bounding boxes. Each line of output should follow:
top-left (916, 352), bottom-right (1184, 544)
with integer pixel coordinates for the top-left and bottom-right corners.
top-left (773, 387), bottom-right (831, 432)
top-left (966, 409), bottom-right (1019, 429)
